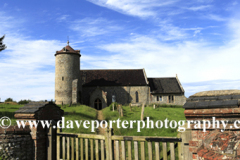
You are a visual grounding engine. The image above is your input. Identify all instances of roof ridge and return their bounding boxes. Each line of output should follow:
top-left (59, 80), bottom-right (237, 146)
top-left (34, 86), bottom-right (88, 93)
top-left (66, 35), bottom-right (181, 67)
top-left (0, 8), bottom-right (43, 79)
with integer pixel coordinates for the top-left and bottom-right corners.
top-left (148, 77), bottom-right (176, 79)
top-left (81, 69), bottom-right (143, 71)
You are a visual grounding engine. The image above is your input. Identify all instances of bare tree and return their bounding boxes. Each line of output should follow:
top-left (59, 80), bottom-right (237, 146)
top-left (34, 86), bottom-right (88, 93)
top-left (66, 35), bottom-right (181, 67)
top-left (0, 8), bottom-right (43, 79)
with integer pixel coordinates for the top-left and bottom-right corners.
top-left (0, 35), bottom-right (6, 52)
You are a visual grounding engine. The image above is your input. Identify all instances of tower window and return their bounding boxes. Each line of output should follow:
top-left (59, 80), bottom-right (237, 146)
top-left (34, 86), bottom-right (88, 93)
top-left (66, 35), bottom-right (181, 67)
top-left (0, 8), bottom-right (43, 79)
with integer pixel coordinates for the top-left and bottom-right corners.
top-left (62, 77), bottom-right (64, 81)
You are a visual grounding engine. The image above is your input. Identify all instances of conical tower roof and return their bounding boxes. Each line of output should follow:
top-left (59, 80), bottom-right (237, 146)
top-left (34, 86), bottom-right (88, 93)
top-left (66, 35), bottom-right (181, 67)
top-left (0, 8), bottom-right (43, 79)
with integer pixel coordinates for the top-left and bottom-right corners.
top-left (55, 41), bottom-right (80, 56)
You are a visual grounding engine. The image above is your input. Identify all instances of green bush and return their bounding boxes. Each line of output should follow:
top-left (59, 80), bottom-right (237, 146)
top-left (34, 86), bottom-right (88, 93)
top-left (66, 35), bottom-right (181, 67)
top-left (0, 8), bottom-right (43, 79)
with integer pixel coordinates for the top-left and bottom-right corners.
top-left (4, 98), bottom-right (13, 102)
top-left (18, 99), bottom-right (31, 105)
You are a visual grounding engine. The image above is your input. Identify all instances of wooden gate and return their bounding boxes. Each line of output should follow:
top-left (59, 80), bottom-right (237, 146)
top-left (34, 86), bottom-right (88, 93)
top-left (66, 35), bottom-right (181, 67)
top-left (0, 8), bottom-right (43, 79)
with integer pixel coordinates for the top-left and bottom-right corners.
top-left (57, 128), bottom-right (182, 160)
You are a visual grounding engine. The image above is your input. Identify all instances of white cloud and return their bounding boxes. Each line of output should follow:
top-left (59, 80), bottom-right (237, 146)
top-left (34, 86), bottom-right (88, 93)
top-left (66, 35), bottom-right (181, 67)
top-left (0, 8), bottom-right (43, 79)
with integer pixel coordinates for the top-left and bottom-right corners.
top-left (70, 17), bottom-right (121, 37)
top-left (87, 0), bottom-right (178, 18)
top-left (206, 14), bottom-right (226, 21)
top-left (155, 22), bottom-right (188, 40)
top-left (57, 15), bottom-right (69, 22)
top-left (0, 12), bottom-right (64, 102)
top-left (79, 18), bottom-right (240, 98)
top-left (186, 5), bottom-right (212, 11)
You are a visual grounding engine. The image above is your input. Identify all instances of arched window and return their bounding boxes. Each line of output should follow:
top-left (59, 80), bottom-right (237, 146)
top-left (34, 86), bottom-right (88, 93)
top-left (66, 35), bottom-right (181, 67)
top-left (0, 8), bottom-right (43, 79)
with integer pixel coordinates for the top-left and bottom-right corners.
top-left (94, 98), bottom-right (102, 110)
top-left (135, 91), bottom-right (139, 103)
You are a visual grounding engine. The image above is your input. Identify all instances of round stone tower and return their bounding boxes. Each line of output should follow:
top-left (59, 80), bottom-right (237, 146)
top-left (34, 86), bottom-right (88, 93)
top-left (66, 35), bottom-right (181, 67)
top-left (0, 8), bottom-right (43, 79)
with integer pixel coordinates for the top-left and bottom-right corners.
top-left (55, 42), bottom-right (81, 104)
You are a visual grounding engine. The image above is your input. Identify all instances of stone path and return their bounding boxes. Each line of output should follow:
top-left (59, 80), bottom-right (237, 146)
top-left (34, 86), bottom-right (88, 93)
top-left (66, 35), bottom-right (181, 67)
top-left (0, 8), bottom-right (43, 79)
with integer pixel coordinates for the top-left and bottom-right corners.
top-left (97, 110), bottom-right (123, 159)
top-left (97, 110), bottom-right (105, 135)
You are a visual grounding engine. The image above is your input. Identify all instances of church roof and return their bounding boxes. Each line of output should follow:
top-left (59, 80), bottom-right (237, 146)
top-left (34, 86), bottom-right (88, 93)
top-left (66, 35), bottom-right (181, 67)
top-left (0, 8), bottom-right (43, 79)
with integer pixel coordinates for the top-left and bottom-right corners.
top-left (148, 78), bottom-right (184, 94)
top-left (81, 69), bottom-right (148, 86)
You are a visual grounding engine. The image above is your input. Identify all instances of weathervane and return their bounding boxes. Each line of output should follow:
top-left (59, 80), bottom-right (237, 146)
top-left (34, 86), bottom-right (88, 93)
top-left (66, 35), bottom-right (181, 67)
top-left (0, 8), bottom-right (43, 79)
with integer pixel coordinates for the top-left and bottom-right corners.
top-left (67, 36), bottom-right (69, 46)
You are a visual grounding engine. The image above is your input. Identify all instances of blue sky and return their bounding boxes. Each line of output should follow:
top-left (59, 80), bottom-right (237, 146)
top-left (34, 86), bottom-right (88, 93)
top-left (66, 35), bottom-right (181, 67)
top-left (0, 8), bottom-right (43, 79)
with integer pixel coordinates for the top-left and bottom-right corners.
top-left (1, 0), bottom-right (240, 101)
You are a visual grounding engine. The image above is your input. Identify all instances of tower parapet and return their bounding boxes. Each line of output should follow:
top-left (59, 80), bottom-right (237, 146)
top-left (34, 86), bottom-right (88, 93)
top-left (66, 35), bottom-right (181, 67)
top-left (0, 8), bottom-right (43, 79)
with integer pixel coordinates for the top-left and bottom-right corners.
top-left (55, 43), bottom-right (81, 105)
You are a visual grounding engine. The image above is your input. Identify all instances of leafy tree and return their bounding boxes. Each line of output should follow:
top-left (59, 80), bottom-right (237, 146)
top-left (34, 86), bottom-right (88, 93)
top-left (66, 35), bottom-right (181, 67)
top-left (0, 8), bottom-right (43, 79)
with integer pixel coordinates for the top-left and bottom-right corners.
top-left (0, 35), bottom-right (6, 52)
top-left (5, 98), bottom-right (13, 102)
top-left (18, 99), bottom-right (31, 105)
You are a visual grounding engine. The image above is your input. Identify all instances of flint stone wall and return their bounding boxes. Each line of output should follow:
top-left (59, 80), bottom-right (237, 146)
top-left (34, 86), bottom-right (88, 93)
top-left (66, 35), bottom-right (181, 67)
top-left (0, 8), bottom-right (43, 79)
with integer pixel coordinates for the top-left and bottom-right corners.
top-left (150, 93), bottom-right (186, 105)
top-left (82, 86), bottom-right (149, 107)
top-left (0, 126), bottom-right (34, 160)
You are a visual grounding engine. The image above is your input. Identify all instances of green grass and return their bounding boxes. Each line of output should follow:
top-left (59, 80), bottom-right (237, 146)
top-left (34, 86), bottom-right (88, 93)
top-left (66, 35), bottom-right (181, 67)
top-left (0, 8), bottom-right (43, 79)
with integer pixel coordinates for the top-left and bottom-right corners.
top-left (103, 104), bottom-right (185, 137)
top-left (60, 104), bottom-right (97, 134)
top-left (0, 103), bottom-right (97, 134)
top-left (0, 103), bottom-right (185, 137)
top-left (0, 103), bottom-right (24, 125)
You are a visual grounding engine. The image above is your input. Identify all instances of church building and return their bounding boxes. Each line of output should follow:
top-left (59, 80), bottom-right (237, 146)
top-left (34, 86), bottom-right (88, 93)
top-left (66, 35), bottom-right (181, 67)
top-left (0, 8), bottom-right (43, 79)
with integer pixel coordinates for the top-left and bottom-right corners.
top-left (55, 43), bottom-right (186, 109)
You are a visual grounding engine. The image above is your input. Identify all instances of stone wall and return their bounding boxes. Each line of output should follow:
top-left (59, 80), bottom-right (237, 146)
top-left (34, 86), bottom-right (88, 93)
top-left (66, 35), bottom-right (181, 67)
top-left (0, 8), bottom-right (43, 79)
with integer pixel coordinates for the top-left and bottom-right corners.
top-left (150, 93), bottom-right (186, 105)
top-left (0, 126), bottom-right (34, 160)
top-left (89, 87), bottom-right (108, 109)
top-left (82, 86), bottom-right (149, 107)
top-left (55, 53), bottom-right (80, 105)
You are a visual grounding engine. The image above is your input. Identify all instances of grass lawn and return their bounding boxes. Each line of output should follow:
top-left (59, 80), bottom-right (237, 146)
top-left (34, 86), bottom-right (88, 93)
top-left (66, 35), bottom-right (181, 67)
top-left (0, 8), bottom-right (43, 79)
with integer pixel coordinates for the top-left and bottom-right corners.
top-left (60, 104), bottom-right (97, 134)
top-left (0, 103), bottom-right (97, 134)
top-left (0, 103), bottom-right (24, 125)
top-left (103, 104), bottom-right (185, 137)
top-left (0, 103), bottom-right (185, 137)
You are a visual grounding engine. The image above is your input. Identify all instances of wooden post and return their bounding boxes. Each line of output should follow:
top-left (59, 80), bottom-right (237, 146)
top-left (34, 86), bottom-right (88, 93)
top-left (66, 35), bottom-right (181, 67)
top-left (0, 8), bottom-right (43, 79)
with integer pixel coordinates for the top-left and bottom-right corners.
top-left (62, 137), bottom-right (66, 160)
top-left (162, 142), bottom-right (167, 160)
top-left (129, 103), bottom-right (132, 112)
top-left (121, 141), bottom-right (126, 160)
top-left (155, 142), bottom-right (159, 160)
top-left (120, 105), bottom-right (123, 117)
top-left (57, 129), bottom-right (60, 160)
top-left (141, 104), bottom-right (145, 120)
top-left (85, 139), bottom-right (89, 160)
top-left (118, 105), bottom-right (121, 117)
top-left (140, 142), bottom-right (145, 160)
top-left (153, 104), bottom-right (155, 109)
top-left (148, 142), bottom-right (152, 160)
top-left (47, 123), bottom-right (57, 160)
top-left (109, 128), bottom-right (113, 160)
top-left (177, 133), bottom-right (183, 160)
top-left (101, 140), bottom-right (104, 160)
top-left (71, 137), bottom-right (74, 160)
top-left (90, 139), bottom-right (93, 160)
top-left (80, 138), bottom-right (83, 160)
top-left (76, 138), bottom-right (79, 160)
top-left (115, 141), bottom-right (120, 160)
top-left (128, 141), bottom-right (132, 160)
top-left (105, 127), bottom-right (113, 160)
top-left (134, 141), bottom-right (138, 160)
top-left (67, 137), bottom-right (70, 160)
top-left (95, 140), bottom-right (99, 160)
top-left (170, 142), bottom-right (175, 160)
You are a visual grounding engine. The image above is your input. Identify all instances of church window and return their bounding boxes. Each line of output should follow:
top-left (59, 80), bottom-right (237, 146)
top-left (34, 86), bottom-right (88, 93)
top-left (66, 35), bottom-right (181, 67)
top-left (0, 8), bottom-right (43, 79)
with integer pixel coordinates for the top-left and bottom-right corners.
top-left (62, 77), bottom-right (64, 81)
top-left (157, 96), bottom-right (162, 101)
top-left (135, 91), bottom-right (139, 103)
top-left (168, 95), bottom-right (174, 103)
